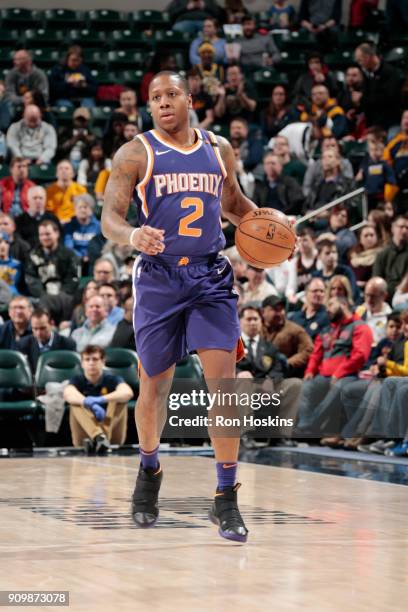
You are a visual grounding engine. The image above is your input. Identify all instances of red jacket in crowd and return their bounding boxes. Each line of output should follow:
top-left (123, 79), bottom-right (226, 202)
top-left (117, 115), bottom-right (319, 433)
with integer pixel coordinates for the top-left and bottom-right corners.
top-left (305, 313), bottom-right (373, 379)
top-left (0, 177), bottom-right (36, 214)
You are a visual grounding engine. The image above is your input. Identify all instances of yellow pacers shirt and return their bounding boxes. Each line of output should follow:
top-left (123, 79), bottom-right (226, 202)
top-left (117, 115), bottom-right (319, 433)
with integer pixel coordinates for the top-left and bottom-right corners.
top-left (46, 182), bottom-right (87, 223)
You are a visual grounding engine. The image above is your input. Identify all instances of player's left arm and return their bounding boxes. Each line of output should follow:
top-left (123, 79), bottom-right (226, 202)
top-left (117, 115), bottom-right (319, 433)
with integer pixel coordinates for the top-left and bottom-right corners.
top-left (218, 136), bottom-right (258, 226)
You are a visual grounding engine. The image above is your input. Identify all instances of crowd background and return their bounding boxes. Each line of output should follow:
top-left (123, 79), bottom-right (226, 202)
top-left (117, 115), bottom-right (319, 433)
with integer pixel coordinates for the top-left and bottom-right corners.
top-left (0, 0), bottom-right (408, 455)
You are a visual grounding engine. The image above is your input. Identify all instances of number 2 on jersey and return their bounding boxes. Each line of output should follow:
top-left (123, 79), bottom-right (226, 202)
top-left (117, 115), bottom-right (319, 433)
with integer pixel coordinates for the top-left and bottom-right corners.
top-left (178, 197), bottom-right (203, 237)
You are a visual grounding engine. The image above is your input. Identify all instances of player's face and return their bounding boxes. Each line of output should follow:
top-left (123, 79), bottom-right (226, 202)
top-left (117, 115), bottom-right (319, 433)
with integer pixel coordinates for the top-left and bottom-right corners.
top-left (149, 75), bottom-right (192, 133)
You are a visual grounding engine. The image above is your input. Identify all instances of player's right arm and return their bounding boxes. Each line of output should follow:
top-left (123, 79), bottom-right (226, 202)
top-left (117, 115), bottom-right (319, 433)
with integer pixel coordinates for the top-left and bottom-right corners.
top-left (101, 139), bottom-right (165, 255)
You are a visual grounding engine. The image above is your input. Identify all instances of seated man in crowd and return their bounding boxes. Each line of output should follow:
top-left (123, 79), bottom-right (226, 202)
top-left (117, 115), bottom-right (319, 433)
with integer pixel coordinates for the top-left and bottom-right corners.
top-left (0, 157), bottom-right (35, 217)
top-left (71, 294), bottom-right (116, 352)
top-left (262, 295), bottom-right (313, 377)
top-left (237, 15), bottom-right (281, 70)
top-left (355, 277), bottom-right (392, 345)
top-left (0, 295), bottom-right (32, 349)
top-left (98, 282), bottom-right (124, 326)
top-left (15, 185), bottom-right (61, 248)
top-left (242, 266), bottom-right (278, 304)
top-left (18, 308), bottom-right (76, 374)
top-left (323, 205), bottom-right (357, 264)
top-left (25, 219), bottom-right (79, 324)
top-left (271, 134), bottom-right (307, 186)
top-left (312, 239), bottom-right (359, 303)
top-left (229, 118), bottom-right (265, 172)
top-left (253, 152), bottom-right (305, 216)
top-left (289, 277), bottom-right (330, 340)
top-left (302, 84), bottom-right (349, 140)
top-left (5, 49), bottom-right (49, 110)
top-left (372, 214), bottom-right (408, 299)
top-left (46, 159), bottom-right (87, 224)
top-left (110, 295), bottom-right (135, 351)
top-left (7, 104), bottom-right (57, 165)
top-left (63, 194), bottom-right (100, 274)
top-left (306, 148), bottom-right (355, 212)
top-left (0, 212), bottom-right (30, 264)
top-left (64, 345), bottom-right (133, 454)
top-left (296, 296), bottom-right (373, 436)
top-left (303, 136), bottom-right (354, 199)
top-left (215, 64), bottom-right (257, 124)
top-left (93, 257), bottom-right (117, 284)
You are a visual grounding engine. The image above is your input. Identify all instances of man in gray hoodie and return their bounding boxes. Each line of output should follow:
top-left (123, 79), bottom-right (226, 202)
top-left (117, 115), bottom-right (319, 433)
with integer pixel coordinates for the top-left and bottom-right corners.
top-left (6, 104), bottom-right (57, 165)
top-left (5, 49), bottom-right (49, 108)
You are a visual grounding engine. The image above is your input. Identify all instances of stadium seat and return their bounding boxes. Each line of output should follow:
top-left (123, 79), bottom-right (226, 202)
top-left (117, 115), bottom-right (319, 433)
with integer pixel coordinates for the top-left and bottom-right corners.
top-left (212, 124), bottom-right (230, 138)
top-left (28, 164), bottom-right (57, 184)
top-left (88, 10), bottom-right (127, 30)
top-left (110, 29), bottom-right (154, 50)
top-left (0, 8), bottom-right (41, 29)
top-left (277, 50), bottom-right (306, 72)
top-left (35, 351), bottom-right (82, 389)
top-left (90, 106), bottom-right (113, 125)
top-left (0, 48), bottom-right (14, 69)
top-left (384, 47), bottom-right (408, 69)
top-left (254, 69), bottom-right (289, 98)
top-left (107, 50), bottom-right (146, 69)
top-left (25, 29), bottom-right (64, 48)
top-left (132, 10), bottom-right (171, 29)
top-left (0, 164), bottom-right (9, 179)
top-left (81, 49), bottom-right (107, 69)
top-left (0, 29), bottom-right (20, 47)
top-left (0, 350), bottom-right (36, 415)
top-left (104, 348), bottom-right (139, 396)
top-left (90, 69), bottom-right (117, 85)
top-left (66, 29), bottom-right (105, 48)
top-left (120, 69), bottom-right (144, 87)
top-left (280, 30), bottom-right (316, 50)
top-left (325, 50), bottom-right (354, 70)
top-left (338, 30), bottom-right (375, 48)
top-left (42, 9), bottom-right (85, 29)
top-left (31, 49), bottom-right (60, 69)
top-left (154, 30), bottom-right (193, 49)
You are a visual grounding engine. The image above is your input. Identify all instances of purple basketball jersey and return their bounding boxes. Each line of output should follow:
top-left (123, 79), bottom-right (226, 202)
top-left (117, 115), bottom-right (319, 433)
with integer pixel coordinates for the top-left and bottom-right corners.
top-left (135, 128), bottom-right (226, 256)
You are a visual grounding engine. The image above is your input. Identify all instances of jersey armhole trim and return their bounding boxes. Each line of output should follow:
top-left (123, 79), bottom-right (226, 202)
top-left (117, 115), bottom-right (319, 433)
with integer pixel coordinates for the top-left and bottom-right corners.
top-left (136, 133), bottom-right (154, 218)
top-left (207, 131), bottom-right (228, 179)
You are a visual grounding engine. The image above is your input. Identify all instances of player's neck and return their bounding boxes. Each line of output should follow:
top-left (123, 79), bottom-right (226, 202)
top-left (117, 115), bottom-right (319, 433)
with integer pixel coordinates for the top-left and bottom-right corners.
top-left (154, 126), bottom-right (197, 148)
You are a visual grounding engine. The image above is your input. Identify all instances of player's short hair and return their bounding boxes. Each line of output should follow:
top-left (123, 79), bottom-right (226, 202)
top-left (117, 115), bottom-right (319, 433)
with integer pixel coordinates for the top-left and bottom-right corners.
top-left (149, 71), bottom-right (189, 94)
top-left (81, 345), bottom-right (105, 360)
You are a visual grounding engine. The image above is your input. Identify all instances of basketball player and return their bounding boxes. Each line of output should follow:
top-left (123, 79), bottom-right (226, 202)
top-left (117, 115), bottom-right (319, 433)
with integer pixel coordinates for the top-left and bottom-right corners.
top-left (102, 71), bottom-right (263, 543)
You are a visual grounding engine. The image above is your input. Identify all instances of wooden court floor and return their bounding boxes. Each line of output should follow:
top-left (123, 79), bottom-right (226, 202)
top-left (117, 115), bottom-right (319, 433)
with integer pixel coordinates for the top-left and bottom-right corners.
top-left (0, 455), bottom-right (407, 612)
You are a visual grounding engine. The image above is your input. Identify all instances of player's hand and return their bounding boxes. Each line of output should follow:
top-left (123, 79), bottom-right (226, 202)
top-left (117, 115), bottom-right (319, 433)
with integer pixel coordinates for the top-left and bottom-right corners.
top-left (130, 226), bottom-right (165, 255)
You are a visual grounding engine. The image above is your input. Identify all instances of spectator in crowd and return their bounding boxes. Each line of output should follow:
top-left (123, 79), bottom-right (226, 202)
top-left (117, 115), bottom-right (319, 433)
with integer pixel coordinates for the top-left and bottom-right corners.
top-left (337, 64), bottom-right (364, 118)
top-left (303, 136), bottom-right (354, 199)
top-left (6, 104), bottom-right (57, 165)
top-left (393, 273), bottom-right (408, 312)
top-left (19, 89), bottom-right (56, 128)
top-left (260, 85), bottom-right (294, 139)
top-left (242, 265), bottom-right (278, 303)
top-left (71, 279), bottom-right (98, 329)
top-left (71, 295), bottom-right (116, 352)
top-left (313, 239), bottom-right (359, 301)
top-left (103, 111), bottom-right (128, 158)
top-left (168, 0), bottom-right (224, 35)
top-left (237, 16), bottom-right (281, 69)
top-left (0, 80), bottom-right (12, 137)
top-left (49, 46), bottom-right (97, 108)
top-left (306, 148), bottom-right (355, 212)
top-left (215, 65), bottom-right (257, 123)
top-left (237, 306), bottom-right (302, 432)
top-left (77, 141), bottom-right (111, 190)
top-left (189, 17), bottom-right (226, 66)
top-left (289, 277), bottom-right (330, 340)
top-left (349, 224), bottom-right (383, 290)
top-left (296, 296), bottom-right (373, 435)
top-left (46, 160), bottom-right (87, 224)
top-left (372, 214), bottom-right (408, 298)
top-left (15, 185), bottom-right (60, 248)
top-left (25, 219), bottom-right (79, 322)
top-left (123, 122), bottom-right (139, 142)
top-left (0, 212), bottom-right (30, 264)
top-left (304, 84), bottom-right (349, 140)
top-left (325, 205), bottom-right (358, 263)
top-left (355, 277), bottom-right (392, 344)
top-left (0, 295), bottom-right (32, 349)
top-left (225, 246), bottom-right (248, 284)
top-left (289, 227), bottom-right (319, 296)
top-left (230, 141), bottom-right (255, 199)
top-left (383, 110), bottom-right (408, 213)
top-left (140, 53), bottom-right (179, 105)
top-left (349, 0), bottom-right (379, 29)
top-left (110, 295), bottom-right (135, 350)
top-left (98, 282), bottom-right (124, 326)
top-left (64, 345), bottom-right (133, 453)
top-left (386, 0), bottom-right (408, 33)
top-left (267, 259), bottom-right (298, 303)
top-left (229, 118), bottom-right (265, 171)
top-left (253, 152), bottom-right (305, 215)
top-left (0, 233), bottom-right (22, 296)
top-left (5, 49), bottom-right (49, 109)
top-left (268, 0), bottom-right (296, 28)
top-left (18, 308), bottom-right (76, 374)
top-left (367, 208), bottom-right (391, 246)
top-left (326, 274), bottom-right (354, 305)
top-left (299, 0), bottom-right (342, 49)
top-left (271, 134), bottom-right (307, 185)
top-left (93, 257), bottom-right (116, 284)
top-left (294, 52), bottom-right (338, 102)
top-left (195, 42), bottom-right (225, 96)
top-left (354, 42), bottom-right (402, 130)
top-left (262, 295), bottom-right (313, 377)
top-left (187, 68), bottom-right (216, 129)
top-left (0, 157), bottom-right (35, 217)
top-left (63, 194), bottom-right (100, 271)
top-left (57, 107), bottom-right (96, 170)
top-left (110, 88), bottom-right (149, 133)
top-left (356, 130), bottom-right (397, 209)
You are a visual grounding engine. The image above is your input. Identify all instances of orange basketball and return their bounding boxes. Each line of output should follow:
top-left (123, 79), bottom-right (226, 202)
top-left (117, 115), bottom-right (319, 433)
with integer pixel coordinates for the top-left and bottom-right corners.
top-left (235, 208), bottom-right (296, 268)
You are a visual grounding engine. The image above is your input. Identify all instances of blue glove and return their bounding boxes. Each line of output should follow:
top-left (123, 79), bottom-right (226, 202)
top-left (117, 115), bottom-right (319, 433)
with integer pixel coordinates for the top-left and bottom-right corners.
top-left (83, 396), bottom-right (107, 409)
top-left (89, 403), bottom-right (106, 422)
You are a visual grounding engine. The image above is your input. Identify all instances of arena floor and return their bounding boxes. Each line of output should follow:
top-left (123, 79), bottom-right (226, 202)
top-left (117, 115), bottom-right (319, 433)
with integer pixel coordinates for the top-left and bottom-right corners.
top-left (1, 452), bottom-right (407, 611)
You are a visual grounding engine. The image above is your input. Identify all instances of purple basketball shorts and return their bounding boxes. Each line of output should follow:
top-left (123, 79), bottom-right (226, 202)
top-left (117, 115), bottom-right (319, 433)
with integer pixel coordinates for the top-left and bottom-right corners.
top-left (132, 253), bottom-right (240, 377)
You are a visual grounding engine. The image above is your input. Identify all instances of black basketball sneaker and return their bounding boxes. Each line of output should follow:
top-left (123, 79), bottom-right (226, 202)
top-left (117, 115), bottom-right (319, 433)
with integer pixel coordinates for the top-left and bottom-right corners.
top-left (208, 483), bottom-right (248, 543)
top-left (131, 464), bottom-right (163, 528)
